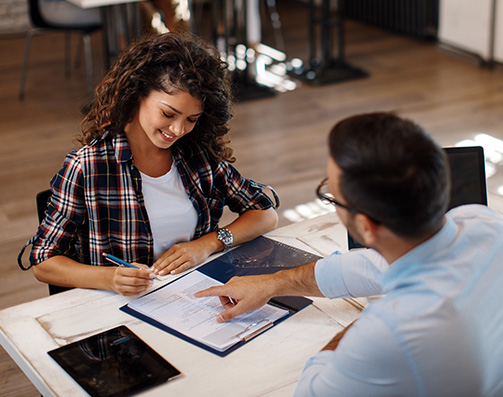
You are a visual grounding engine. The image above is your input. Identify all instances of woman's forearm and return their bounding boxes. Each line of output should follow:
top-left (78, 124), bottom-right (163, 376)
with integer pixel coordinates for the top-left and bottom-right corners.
top-left (223, 208), bottom-right (278, 248)
top-left (32, 256), bottom-right (115, 289)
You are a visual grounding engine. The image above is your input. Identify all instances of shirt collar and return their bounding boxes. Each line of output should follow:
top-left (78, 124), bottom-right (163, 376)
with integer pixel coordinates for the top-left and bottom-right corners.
top-left (112, 133), bottom-right (134, 164)
top-left (379, 216), bottom-right (457, 292)
top-left (107, 131), bottom-right (191, 165)
top-left (111, 133), bottom-right (184, 167)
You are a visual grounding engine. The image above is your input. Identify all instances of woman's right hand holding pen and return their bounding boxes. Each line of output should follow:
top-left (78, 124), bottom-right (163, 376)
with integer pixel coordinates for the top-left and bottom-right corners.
top-left (33, 255), bottom-right (157, 296)
top-left (110, 264), bottom-right (156, 296)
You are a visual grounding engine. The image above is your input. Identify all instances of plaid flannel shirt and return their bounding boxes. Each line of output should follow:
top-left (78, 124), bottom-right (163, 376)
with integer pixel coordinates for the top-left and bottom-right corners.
top-left (19, 133), bottom-right (278, 269)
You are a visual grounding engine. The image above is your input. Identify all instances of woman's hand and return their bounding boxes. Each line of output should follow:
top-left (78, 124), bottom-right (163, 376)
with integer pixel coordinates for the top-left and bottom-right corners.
top-left (109, 263), bottom-right (155, 296)
top-left (153, 208), bottom-right (278, 276)
top-left (152, 240), bottom-right (213, 276)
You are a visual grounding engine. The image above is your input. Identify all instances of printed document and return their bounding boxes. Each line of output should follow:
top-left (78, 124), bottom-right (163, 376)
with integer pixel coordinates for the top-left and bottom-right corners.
top-left (127, 271), bottom-right (289, 352)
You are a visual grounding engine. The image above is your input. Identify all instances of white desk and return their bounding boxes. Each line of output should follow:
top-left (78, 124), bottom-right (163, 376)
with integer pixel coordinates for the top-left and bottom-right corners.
top-left (67, 0), bottom-right (144, 68)
top-left (0, 213), bottom-right (361, 397)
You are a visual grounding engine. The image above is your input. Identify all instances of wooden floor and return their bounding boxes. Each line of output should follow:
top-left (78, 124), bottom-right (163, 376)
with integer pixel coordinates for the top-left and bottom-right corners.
top-left (1, 1), bottom-right (503, 395)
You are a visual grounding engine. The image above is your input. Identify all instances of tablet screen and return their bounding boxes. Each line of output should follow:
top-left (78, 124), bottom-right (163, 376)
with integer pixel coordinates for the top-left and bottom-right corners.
top-left (444, 146), bottom-right (487, 209)
top-left (48, 325), bottom-right (181, 396)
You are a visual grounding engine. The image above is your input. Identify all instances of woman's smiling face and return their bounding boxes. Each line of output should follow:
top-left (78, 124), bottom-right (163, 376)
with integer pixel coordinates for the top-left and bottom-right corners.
top-left (133, 89), bottom-right (203, 149)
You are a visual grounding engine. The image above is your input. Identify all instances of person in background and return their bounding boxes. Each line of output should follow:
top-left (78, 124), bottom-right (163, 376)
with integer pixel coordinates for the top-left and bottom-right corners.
top-left (196, 112), bottom-right (503, 396)
top-left (19, 32), bottom-right (278, 296)
top-left (142, 0), bottom-right (188, 34)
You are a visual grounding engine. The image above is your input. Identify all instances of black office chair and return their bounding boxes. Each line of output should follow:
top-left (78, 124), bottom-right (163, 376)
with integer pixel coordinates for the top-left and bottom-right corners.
top-left (36, 189), bottom-right (72, 295)
top-left (19, 0), bottom-right (102, 101)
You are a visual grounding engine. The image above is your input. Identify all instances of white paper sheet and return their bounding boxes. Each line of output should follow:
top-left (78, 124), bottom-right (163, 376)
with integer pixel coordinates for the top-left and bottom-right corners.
top-left (127, 271), bottom-right (288, 352)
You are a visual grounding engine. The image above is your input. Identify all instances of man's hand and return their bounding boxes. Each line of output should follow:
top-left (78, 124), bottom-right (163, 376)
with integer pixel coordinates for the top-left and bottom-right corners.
top-left (110, 264), bottom-right (155, 296)
top-left (195, 262), bottom-right (323, 322)
top-left (194, 274), bottom-right (276, 322)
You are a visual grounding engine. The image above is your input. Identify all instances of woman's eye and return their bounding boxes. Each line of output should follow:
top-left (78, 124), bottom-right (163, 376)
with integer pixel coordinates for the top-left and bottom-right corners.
top-left (188, 118), bottom-right (198, 123)
top-left (162, 112), bottom-right (174, 119)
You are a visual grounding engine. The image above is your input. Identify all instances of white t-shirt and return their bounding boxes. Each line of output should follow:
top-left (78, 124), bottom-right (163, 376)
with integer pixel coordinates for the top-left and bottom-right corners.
top-left (140, 166), bottom-right (198, 261)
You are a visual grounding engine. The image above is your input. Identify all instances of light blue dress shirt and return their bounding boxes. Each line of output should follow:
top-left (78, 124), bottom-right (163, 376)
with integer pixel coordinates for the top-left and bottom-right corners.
top-left (295, 205), bottom-right (503, 397)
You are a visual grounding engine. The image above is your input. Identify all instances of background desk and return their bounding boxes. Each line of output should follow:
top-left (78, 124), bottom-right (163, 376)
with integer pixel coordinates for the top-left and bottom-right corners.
top-left (0, 213), bottom-right (361, 396)
top-left (67, 0), bottom-right (144, 68)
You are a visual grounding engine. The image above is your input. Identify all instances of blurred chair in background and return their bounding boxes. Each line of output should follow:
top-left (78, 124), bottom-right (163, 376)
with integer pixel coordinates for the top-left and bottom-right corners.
top-left (19, 0), bottom-right (102, 101)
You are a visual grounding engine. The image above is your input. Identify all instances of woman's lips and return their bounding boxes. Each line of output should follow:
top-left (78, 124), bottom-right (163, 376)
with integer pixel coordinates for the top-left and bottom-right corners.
top-left (160, 129), bottom-right (175, 142)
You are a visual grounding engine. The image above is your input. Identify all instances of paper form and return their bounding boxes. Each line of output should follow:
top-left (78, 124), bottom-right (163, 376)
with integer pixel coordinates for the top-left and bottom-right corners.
top-left (127, 271), bottom-right (288, 352)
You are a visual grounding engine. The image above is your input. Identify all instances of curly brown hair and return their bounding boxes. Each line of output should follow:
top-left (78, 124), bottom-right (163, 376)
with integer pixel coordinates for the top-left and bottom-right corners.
top-left (80, 32), bottom-right (235, 162)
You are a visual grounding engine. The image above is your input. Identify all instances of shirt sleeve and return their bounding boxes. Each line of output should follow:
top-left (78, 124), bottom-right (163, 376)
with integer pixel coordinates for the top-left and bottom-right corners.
top-left (315, 249), bottom-right (388, 298)
top-left (29, 151), bottom-right (87, 265)
top-left (215, 161), bottom-right (277, 213)
top-left (294, 313), bottom-right (417, 397)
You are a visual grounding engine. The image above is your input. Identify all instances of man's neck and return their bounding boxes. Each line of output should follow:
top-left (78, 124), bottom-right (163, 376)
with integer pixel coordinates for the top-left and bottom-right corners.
top-left (375, 219), bottom-right (445, 265)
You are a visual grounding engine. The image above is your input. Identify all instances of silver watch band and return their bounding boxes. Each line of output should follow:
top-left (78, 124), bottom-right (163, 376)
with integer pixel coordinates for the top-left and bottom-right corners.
top-left (217, 228), bottom-right (233, 252)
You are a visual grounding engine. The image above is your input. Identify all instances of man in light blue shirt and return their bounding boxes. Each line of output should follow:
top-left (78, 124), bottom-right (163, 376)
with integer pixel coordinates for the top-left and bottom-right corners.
top-left (196, 112), bottom-right (503, 396)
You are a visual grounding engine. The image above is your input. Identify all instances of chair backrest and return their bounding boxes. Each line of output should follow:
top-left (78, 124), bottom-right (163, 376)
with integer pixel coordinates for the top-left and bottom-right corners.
top-left (27, 0), bottom-right (101, 31)
top-left (36, 189), bottom-right (72, 295)
top-left (36, 189), bottom-right (52, 223)
top-left (27, 0), bottom-right (50, 29)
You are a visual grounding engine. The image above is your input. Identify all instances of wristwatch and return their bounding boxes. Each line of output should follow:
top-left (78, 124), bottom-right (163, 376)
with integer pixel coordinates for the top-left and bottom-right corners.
top-left (217, 228), bottom-right (233, 252)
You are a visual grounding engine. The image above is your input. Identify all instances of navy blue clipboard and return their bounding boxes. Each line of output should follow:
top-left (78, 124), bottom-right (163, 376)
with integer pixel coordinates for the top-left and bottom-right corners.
top-left (197, 236), bottom-right (321, 313)
top-left (120, 288), bottom-right (292, 357)
top-left (120, 237), bottom-right (321, 357)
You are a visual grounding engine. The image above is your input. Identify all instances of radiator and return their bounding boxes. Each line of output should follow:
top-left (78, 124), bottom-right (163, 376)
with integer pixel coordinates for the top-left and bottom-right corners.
top-left (338, 0), bottom-right (439, 40)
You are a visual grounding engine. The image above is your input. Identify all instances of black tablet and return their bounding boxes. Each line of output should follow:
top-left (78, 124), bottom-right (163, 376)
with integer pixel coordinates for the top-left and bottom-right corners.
top-left (48, 325), bottom-right (181, 397)
top-left (444, 146), bottom-right (488, 210)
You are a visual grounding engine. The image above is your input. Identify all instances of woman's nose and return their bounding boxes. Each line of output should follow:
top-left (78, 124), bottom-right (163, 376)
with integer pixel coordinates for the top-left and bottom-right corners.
top-left (169, 120), bottom-right (185, 136)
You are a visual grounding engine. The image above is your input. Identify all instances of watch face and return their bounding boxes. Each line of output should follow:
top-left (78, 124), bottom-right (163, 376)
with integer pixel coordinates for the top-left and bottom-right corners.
top-left (218, 228), bottom-right (233, 249)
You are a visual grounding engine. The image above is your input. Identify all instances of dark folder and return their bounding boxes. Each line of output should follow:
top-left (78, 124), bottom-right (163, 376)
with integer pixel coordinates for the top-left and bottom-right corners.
top-left (120, 236), bottom-right (321, 356)
top-left (197, 236), bottom-right (321, 312)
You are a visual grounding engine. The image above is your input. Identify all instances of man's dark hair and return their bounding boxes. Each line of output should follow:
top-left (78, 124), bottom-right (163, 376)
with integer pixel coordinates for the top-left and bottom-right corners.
top-left (329, 112), bottom-right (449, 239)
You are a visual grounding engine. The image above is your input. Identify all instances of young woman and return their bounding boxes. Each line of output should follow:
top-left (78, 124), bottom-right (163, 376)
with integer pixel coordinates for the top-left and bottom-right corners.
top-left (19, 32), bottom-right (278, 296)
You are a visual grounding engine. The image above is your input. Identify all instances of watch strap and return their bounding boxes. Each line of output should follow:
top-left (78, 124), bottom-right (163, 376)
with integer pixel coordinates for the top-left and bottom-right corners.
top-left (217, 228), bottom-right (233, 252)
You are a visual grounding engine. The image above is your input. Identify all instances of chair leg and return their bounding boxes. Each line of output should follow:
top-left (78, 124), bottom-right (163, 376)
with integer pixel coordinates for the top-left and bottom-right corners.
top-left (264, 0), bottom-right (286, 52)
top-left (65, 32), bottom-right (71, 77)
top-left (82, 34), bottom-right (95, 101)
top-left (19, 29), bottom-right (36, 101)
top-left (75, 36), bottom-right (84, 69)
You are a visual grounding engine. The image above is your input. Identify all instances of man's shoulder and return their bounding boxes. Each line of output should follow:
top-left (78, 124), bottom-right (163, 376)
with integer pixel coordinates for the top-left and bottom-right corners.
top-left (448, 203), bottom-right (503, 221)
top-left (448, 204), bottom-right (503, 237)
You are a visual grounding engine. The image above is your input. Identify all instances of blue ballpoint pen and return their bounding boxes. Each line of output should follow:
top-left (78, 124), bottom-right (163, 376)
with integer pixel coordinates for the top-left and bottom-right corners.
top-left (102, 252), bottom-right (139, 268)
top-left (102, 253), bottom-right (160, 280)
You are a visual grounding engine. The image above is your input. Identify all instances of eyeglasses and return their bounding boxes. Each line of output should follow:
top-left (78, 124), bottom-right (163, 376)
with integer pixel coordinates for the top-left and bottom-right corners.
top-left (316, 177), bottom-right (381, 224)
top-left (316, 177), bottom-right (360, 213)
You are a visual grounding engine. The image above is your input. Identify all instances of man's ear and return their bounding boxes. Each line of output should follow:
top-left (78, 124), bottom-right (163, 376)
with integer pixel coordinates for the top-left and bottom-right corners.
top-left (354, 213), bottom-right (379, 246)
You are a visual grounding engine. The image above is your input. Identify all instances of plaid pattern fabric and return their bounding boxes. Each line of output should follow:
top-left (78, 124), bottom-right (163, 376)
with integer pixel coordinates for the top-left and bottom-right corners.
top-left (18, 133), bottom-right (278, 270)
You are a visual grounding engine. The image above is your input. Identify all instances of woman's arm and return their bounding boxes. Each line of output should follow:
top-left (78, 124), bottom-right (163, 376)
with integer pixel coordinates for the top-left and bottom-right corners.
top-left (32, 256), bottom-right (156, 296)
top-left (221, 207), bottom-right (278, 247)
top-left (152, 207), bottom-right (278, 275)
